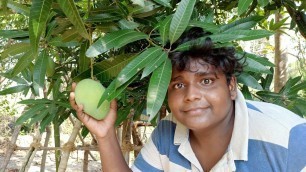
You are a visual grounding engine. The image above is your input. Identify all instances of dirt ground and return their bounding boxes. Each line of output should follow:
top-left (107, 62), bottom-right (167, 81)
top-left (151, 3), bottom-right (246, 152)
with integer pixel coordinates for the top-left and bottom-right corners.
top-left (0, 133), bottom-right (102, 172)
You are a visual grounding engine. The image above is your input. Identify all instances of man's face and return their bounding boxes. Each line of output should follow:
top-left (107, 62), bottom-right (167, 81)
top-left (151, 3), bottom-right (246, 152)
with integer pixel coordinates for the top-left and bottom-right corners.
top-left (167, 59), bottom-right (237, 131)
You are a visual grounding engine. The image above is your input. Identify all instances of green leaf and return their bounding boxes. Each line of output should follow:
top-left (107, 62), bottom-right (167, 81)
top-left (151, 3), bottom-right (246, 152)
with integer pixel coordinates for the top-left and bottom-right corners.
top-left (147, 58), bottom-right (172, 121)
top-left (141, 50), bottom-right (167, 79)
top-left (11, 50), bottom-right (37, 77)
top-left (238, 0), bottom-right (252, 15)
top-left (19, 98), bottom-right (51, 104)
top-left (98, 74), bottom-right (137, 106)
top-left (175, 34), bottom-right (245, 51)
top-left (244, 58), bottom-right (271, 74)
top-left (231, 30), bottom-right (274, 41)
top-left (238, 72), bottom-right (263, 90)
top-left (16, 104), bottom-right (46, 125)
top-left (0, 30), bottom-right (29, 39)
top-left (78, 40), bottom-right (90, 73)
top-left (57, 0), bottom-right (89, 39)
top-left (169, 0), bottom-right (196, 44)
top-left (220, 16), bottom-right (264, 32)
top-left (189, 21), bottom-right (220, 33)
top-left (33, 50), bottom-right (48, 88)
top-left (270, 17), bottom-right (289, 30)
top-left (40, 108), bottom-right (56, 133)
top-left (152, 0), bottom-right (171, 8)
top-left (29, 108), bottom-right (49, 126)
top-left (258, 0), bottom-right (269, 7)
top-left (159, 16), bottom-right (172, 46)
top-left (240, 52), bottom-right (275, 67)
top-left (1, 43), bottom-right (31, 60)
top-left (279, 76), bottom-right (301, 95)
top-left (118, 19), bottom-right (140, 30)
top-left (289, 81), bottom-right (306, 96)
top-left (115, 47), bottom-right (163, 88)
top-left (86, 30), bottom-right (148, 57)
top-left (74, 53), bottom-right (136, 83)
top-left (0, 85), bottom-right (28, 95)
top-left (0, 73), bottom-right (27, 84)
top-left (29, 0), bottom-right (52, 52)
top-left (256, 91), bottom-right (282, 99)
top-left (7, 0), bottom-right (30, 16)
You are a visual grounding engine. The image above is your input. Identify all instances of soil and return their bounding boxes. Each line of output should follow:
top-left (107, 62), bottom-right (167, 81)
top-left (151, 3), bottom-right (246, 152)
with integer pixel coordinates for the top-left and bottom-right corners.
top-left (0, 134), bottom-right (102, 172)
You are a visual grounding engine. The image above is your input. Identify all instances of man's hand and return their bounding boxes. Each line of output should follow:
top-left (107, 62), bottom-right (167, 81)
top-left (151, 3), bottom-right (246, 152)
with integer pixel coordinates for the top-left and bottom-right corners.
top-left (69, 82), bottom-right (117, 140)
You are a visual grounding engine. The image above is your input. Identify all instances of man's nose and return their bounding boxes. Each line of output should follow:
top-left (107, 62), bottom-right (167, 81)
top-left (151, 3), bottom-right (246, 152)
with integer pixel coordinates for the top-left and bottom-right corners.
top-left (184, 84), bottom-right (201, 102)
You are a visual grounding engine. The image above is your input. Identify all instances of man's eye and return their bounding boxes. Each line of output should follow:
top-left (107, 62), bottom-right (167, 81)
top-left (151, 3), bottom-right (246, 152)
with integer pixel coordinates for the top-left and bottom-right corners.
top-left (174, 83), bottom-right (184, 89)
top-left (201, 79), bottom-right (213, 85)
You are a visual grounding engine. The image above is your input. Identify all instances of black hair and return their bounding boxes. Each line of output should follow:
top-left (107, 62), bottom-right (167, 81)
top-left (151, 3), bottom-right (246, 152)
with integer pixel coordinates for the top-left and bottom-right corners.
top-left (168, 27), bottom-right (245, 84)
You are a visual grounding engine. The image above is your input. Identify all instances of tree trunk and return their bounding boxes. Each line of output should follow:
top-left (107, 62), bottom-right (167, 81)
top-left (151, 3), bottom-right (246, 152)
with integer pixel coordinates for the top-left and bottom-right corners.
top-left (274, 11), bottom-right (287, 92)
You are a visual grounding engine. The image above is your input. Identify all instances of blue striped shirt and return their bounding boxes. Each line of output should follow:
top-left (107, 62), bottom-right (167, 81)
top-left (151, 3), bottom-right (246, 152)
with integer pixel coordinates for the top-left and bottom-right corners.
top-left (131, 90), bottom-right (306, 172)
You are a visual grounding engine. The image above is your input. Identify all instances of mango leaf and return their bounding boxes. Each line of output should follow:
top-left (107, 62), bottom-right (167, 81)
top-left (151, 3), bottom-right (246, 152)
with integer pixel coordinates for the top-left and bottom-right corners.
top-left (220, 16), bottom-right (264, 32)
top-left (1, 43), bottom-right (31, 60)
top-left (115, 47), bottom-right (163, 88)
top-left (0, 85), bottom-right (29, 95)
top-left (48, 37), bottom-right (80, 47)
top-left (232, 30), bottom-right (274, 41)
top-left (238, 72), bottom-right (263, 90)
top-left (19, 98), bottom-right (51, 104)
top-left (74, 53), bottom-right (136, 82)
top-left (40, 108), bottom-right (56, 133)
top-left (244, 58), bottom-right (271, 74)
top-left (7, 0), bottom-right (30, 16)
top-left (238, 0), bottom-right (252, 15)
top-left (175, 34), bottom-right (245, 51)
top-left (153, 0), bottom-right (171, 8)
top-left (11, 50), bottom-right (37, 77)
top-left (270, 17), bottom-right (289, 30)
top-left (258, 0), bottom-right (269, 7)
top-left (239, 52), bottom-right (274, 67)
top-left (57, 0), bottom-right (89, 39)
top-left (118, 19), bottom-right (140, 30)
top-left (288, 81), bottom-right (306, 96)
top-left (0, 30), bottom-right (29, 39)
top-left (158, 16), bottom-right (172, 46)
top-left (141, 50), bottom-right (167, 79)
top-left (29, 0), bottom-right (52, 52)
top-left (256, 91), bottom-right (283, 99)
top-left (16, 104), bottom-right (46, 125)
top-left (33, 50), bottom-right (48, 88)
top-left (29, 108), bottom-right (49, 126)
top-left (78, 40), bottom-right (90, 73)
top-left (279, 76), bottom-right (302, 95)
top-left (98, 74), bottom-right (138, 107)
top-left (189, 21), bottom-right (220, 33)
top-left (260, 68), bottom-right (274, 90)
top-left (147, 58), bottom-right (172, 121)
top-left (86, 30), bottom-right (148, 57)
top-left (0, 73), bottom-right (27, 84)
top-left (169, 0), bottom-right (196, 44)
top-left (241, 85), bottom-right (253, 100)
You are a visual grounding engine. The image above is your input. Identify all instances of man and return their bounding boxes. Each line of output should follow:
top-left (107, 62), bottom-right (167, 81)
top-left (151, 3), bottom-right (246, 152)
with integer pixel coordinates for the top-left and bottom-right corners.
top-left (70, 28), bottom-right (306, 171)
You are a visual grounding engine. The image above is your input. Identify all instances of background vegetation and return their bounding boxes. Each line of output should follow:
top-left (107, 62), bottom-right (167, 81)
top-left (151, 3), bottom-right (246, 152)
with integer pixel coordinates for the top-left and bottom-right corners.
top-left (0, 0), bottom-right (305, 171)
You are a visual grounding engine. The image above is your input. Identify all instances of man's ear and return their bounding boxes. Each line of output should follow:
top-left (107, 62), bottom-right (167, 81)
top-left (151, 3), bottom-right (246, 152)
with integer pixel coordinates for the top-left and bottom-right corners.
top-left (229, 76), bottom-right (237, 100)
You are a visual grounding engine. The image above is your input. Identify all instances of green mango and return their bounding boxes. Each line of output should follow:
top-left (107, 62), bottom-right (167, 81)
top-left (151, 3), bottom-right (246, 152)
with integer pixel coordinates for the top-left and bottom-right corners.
top-left (75, 79), bottom-right (110, 120)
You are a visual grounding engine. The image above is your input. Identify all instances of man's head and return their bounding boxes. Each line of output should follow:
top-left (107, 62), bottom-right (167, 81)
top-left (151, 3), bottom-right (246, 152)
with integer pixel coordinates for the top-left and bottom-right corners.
top-left (167, 27), bottom-right (244, 131)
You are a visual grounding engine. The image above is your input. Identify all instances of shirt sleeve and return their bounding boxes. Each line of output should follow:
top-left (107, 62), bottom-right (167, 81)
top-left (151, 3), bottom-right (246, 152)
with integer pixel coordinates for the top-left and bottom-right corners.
top-left (286, 123), bottom-right (306, 171)
top-left (131, 131), bottom-right (163, 172)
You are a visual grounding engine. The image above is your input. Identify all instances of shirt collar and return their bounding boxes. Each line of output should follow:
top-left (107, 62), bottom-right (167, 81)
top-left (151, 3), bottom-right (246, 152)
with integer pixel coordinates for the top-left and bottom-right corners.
top-left (229, 89), bottom-right (249, 161)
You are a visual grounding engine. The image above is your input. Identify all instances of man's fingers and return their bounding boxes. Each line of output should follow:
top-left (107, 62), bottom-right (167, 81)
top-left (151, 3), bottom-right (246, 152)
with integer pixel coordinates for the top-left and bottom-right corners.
top-left (69, 92), bottom-right (79, 110)
top-left (71, 82), bottom-right (77, 91)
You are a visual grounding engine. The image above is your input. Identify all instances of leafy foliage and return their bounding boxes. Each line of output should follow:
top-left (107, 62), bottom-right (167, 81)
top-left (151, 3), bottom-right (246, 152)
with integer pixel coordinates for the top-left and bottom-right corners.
top-left (0, 0), bottom-right (305, 143)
